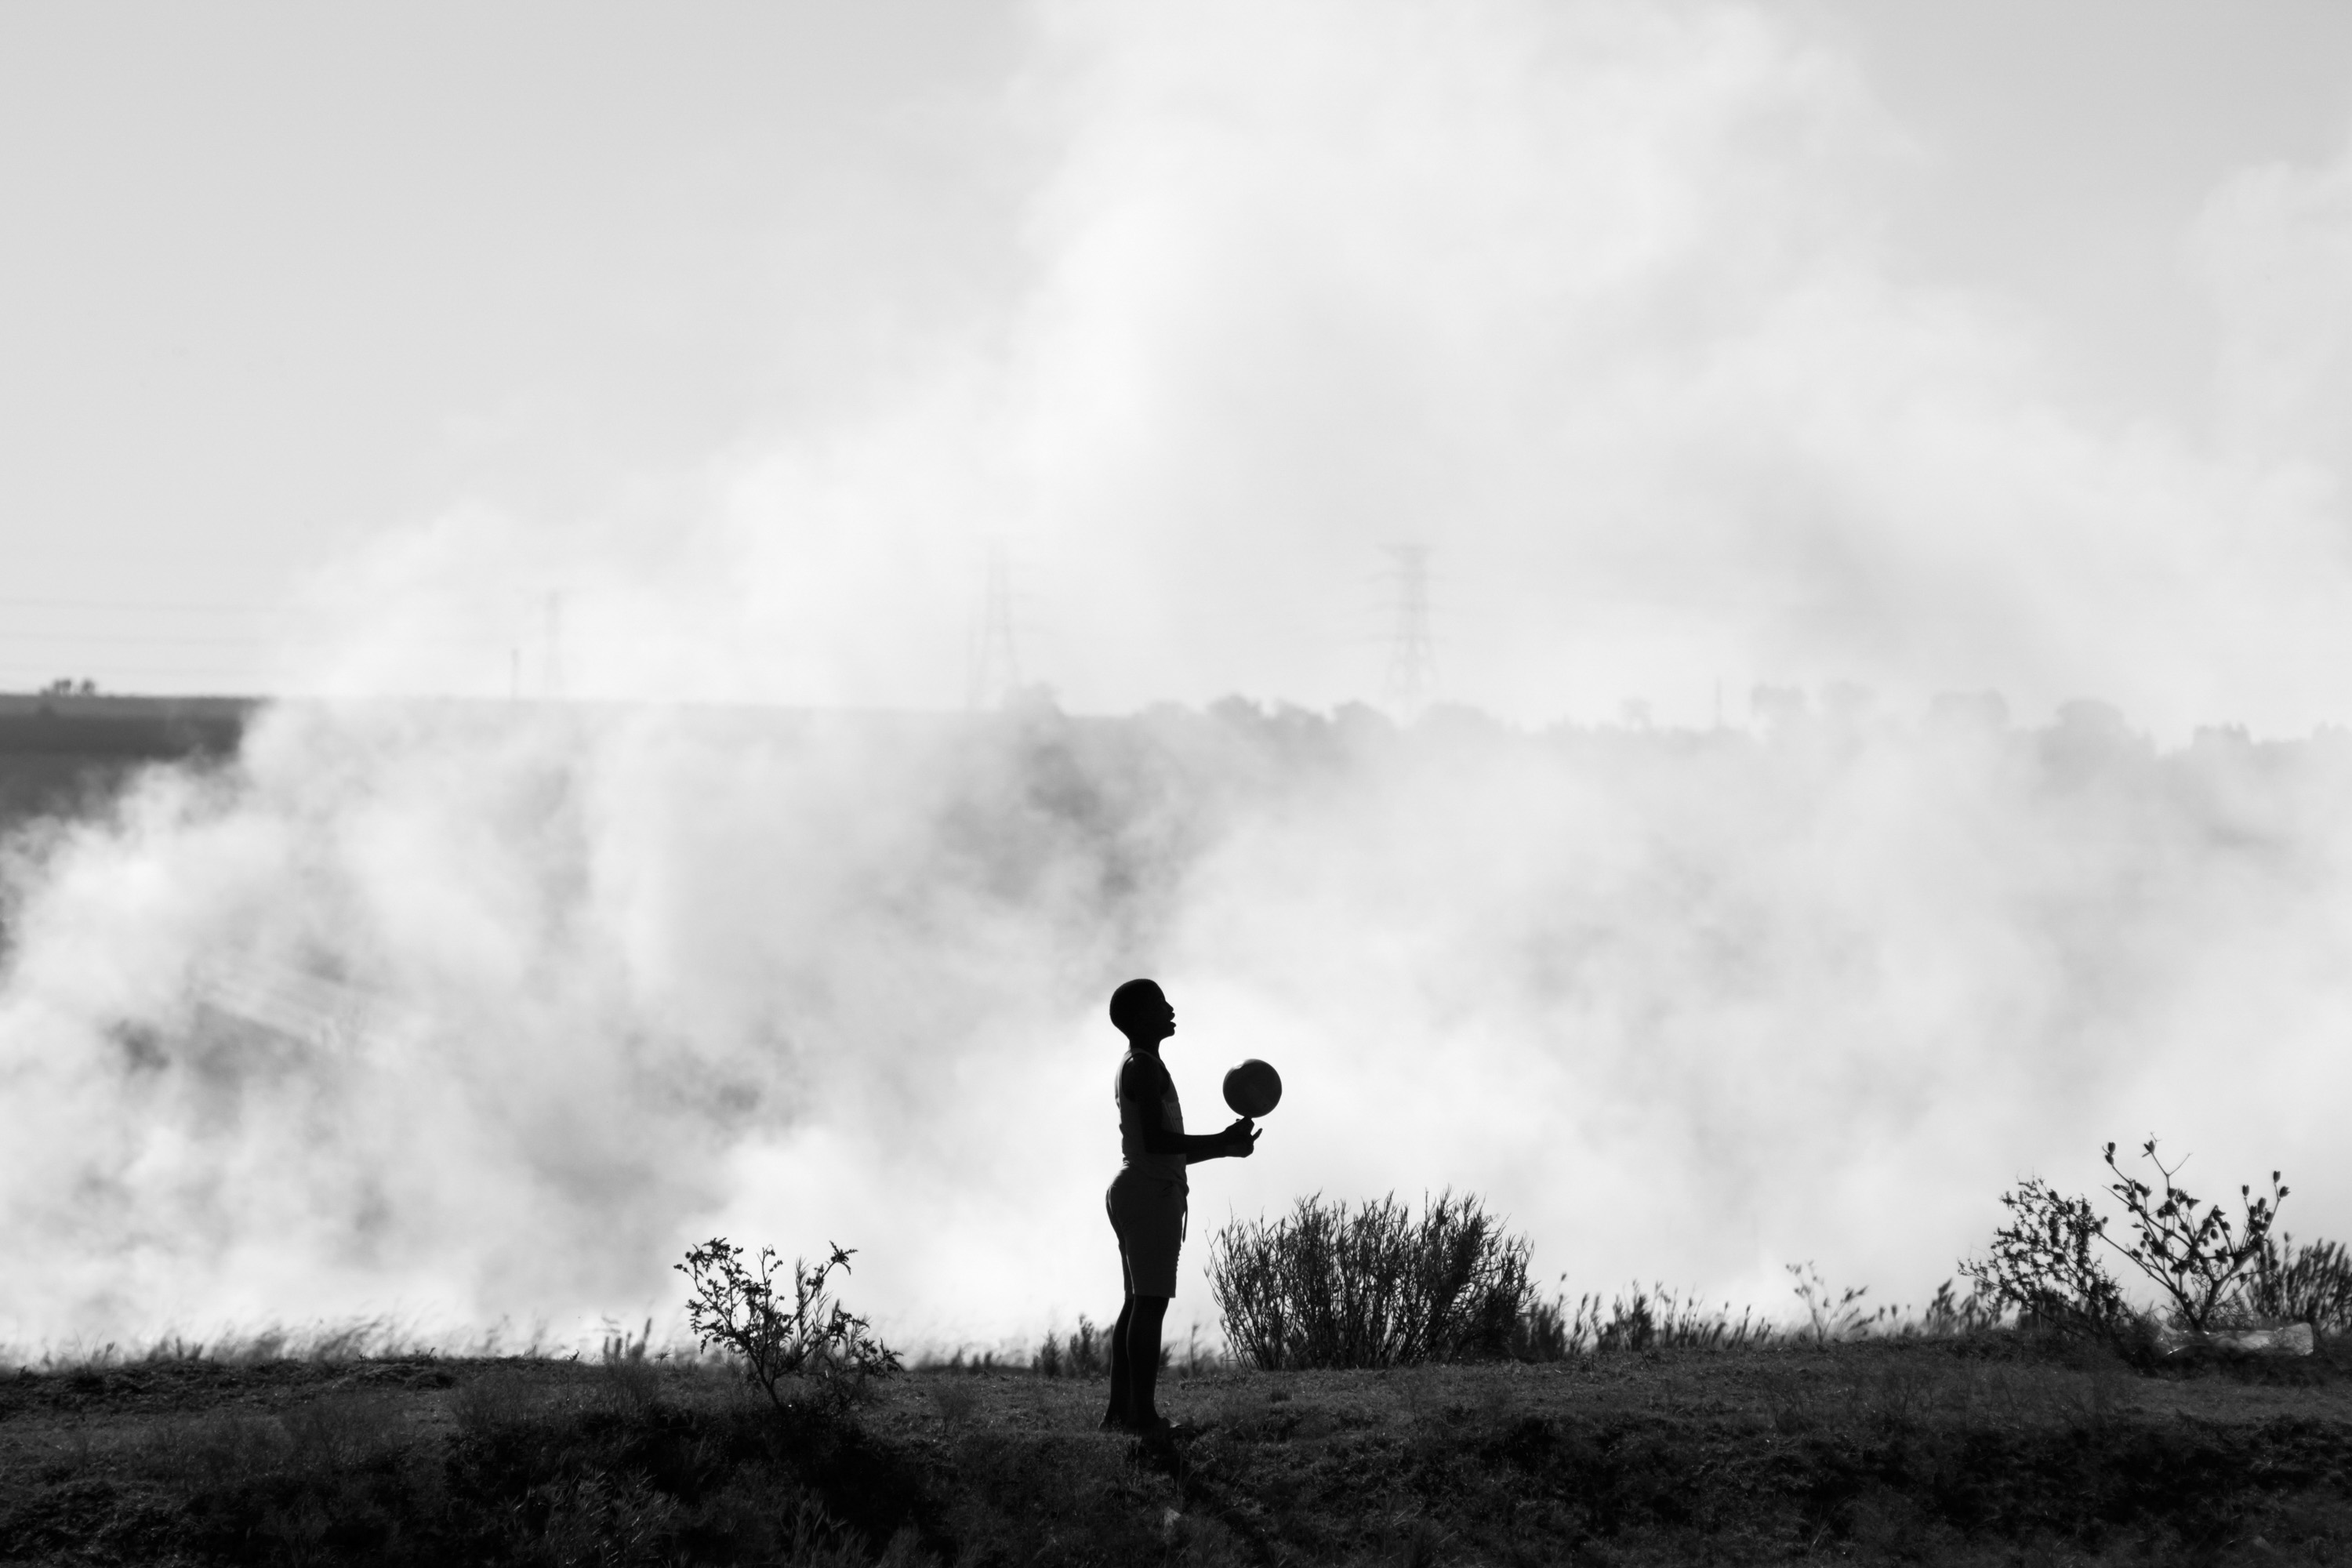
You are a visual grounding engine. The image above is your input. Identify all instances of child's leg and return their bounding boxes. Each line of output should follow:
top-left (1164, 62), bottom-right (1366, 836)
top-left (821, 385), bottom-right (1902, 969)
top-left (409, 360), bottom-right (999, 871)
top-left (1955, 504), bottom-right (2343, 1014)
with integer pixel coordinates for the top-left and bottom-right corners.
top-left (1103, 1290), bottom-right (1136, 1428)
top-left (1127, 1294), bottom-right (1170, 1425)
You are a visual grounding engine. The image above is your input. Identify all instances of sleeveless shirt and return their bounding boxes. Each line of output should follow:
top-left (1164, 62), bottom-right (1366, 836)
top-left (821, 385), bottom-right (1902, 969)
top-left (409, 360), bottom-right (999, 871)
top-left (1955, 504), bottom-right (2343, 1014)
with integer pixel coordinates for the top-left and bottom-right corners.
top-left (1114, 1048), bottom-right (1187, 1184)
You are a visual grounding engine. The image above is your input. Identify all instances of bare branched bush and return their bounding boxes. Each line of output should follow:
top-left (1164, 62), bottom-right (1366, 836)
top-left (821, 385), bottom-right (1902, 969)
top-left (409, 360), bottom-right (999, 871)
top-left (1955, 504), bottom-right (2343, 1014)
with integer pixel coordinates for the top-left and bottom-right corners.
top-left (676, 1237), bottom-right (902, 1414)
top-left (1209, 1190), bottom-right (1534, 1369)
top-left (1962, 1141), bottom-right (2303, 1339)
top-left (2101, 1139), bottom-right (2285, 1331)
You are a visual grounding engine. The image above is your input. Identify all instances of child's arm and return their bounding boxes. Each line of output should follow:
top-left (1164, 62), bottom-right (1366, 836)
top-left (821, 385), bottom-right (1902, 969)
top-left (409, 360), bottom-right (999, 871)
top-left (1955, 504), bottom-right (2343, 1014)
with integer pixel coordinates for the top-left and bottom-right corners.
top-left (1121, 1058), bottom-right (1259, 1162)
top-left (1147, 1120), bottom-right (1257, 1163)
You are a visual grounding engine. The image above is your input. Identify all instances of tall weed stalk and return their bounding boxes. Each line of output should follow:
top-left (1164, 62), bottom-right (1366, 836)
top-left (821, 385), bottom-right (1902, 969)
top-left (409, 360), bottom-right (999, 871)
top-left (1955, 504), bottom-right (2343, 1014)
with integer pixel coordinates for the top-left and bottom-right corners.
top-left (1523, 1286), bottom-right (1774, 1356)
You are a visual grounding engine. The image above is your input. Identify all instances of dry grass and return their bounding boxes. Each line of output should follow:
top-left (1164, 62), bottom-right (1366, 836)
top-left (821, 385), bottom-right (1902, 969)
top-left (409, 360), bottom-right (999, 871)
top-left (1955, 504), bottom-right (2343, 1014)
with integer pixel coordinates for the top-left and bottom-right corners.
top-left (5, 1335), bottom-right (2352, 1563)
top-left (0, 1315), bottom-right (606, 1375)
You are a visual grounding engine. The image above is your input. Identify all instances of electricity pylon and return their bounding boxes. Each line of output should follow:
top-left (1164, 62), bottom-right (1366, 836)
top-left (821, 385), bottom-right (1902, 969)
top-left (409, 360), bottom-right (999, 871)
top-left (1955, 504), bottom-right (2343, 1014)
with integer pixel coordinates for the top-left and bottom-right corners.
top-left (967, 543), bottom-right (1022, 710)
top-left (1382, 544), bottom-right (1436, 715)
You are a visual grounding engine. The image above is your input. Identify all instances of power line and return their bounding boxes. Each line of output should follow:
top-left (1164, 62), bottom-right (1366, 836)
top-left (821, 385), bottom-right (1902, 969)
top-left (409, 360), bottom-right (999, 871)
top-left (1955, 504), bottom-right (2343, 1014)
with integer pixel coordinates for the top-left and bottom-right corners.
top-left (0, 630), bottom-right (505, 648)
top-left (0, 597), bottom-right (297, 615)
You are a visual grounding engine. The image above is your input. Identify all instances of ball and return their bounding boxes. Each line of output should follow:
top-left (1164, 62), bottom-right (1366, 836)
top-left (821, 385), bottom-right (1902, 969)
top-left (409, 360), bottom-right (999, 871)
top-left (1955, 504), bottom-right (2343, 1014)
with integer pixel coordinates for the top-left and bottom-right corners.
top-left (1221, 1058), bottom-right (1282, 1118)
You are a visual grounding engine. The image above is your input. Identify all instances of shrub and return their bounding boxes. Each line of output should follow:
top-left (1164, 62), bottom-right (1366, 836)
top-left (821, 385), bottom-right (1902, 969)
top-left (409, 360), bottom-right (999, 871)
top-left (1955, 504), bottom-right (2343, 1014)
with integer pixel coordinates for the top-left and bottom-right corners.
top-left (2100, 1139), bottom-right (2285, 1331)
top-left (1963, 1142), bottom-right (2297, 1337)
top-left (1961, 1175), bottom-right (2130, 1338)
top-left (1208, 1189), bottom-right (1534, 1370)
top-left (676, 1237), bottom-right (902, 1414)
top-left (2245, 1233), bottom-right (2352, 1331)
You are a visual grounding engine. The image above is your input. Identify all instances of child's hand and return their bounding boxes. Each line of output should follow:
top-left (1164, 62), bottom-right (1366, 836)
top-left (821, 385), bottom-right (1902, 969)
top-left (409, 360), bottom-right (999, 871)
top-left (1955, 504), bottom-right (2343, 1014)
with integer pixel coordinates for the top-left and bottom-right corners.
top-left (1223, 1117), bottom-right (1260, 1157)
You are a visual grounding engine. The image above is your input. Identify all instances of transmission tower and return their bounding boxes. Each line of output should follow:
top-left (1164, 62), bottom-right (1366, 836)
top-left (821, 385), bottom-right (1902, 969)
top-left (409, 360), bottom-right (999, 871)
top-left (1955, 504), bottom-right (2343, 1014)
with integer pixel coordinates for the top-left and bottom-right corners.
top-left (967, 543), bottom-right (1022, 710)
top-left (1382, 544), bottom-right (1436, 714)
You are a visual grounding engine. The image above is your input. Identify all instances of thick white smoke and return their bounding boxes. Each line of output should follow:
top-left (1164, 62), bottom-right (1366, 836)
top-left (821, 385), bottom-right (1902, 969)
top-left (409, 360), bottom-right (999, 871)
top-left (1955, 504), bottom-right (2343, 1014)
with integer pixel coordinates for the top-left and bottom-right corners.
top-left (8, 0), bottom-right (2352, 1352)
top-left (8, 699), bottom-right (2352, 1352)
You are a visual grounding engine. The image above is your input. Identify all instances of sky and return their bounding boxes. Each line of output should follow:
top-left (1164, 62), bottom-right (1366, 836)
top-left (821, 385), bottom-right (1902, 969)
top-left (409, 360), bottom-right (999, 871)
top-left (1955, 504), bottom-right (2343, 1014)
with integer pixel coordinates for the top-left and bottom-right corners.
top-left (3, 1), bottom-right (2352, 732)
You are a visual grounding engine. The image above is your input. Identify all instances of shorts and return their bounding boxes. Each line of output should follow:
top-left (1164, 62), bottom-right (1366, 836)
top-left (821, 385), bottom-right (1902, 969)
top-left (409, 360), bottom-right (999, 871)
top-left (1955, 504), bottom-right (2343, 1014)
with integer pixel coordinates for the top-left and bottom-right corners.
top-left (1105, 1169), bottom-right (1189, 1298)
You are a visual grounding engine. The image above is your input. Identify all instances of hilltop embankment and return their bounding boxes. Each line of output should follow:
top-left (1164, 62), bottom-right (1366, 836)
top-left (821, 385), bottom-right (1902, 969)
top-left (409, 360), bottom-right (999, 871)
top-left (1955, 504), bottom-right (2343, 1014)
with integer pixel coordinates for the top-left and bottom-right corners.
top-left (6, 1338), bottom-right (2352, 1564)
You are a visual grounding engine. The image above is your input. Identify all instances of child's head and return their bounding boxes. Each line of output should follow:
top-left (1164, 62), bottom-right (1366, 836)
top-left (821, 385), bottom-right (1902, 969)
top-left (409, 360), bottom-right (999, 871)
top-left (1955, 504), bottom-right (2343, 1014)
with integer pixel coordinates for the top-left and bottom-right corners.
top-left (1109, 978), bottom-right (1174, 1044)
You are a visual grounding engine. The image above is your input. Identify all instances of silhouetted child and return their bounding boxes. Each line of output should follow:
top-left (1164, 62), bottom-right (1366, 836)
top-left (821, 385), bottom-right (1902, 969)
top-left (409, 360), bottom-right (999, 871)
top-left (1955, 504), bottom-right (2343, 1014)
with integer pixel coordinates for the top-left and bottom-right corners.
top-left (1102, 977), bottom-right (1258, 1436)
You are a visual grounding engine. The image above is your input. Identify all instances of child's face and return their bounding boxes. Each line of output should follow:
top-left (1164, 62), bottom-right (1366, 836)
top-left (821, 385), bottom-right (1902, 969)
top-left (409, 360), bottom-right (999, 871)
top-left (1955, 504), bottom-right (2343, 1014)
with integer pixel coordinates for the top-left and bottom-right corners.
top-left (1131, 989), bottom-right (1176, 1045)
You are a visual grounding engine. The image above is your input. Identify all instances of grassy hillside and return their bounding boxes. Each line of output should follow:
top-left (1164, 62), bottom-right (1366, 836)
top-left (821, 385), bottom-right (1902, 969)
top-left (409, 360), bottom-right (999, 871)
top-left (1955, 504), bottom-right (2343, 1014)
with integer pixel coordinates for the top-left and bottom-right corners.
top-left (7, 1337), bottom-right (2352, 1565)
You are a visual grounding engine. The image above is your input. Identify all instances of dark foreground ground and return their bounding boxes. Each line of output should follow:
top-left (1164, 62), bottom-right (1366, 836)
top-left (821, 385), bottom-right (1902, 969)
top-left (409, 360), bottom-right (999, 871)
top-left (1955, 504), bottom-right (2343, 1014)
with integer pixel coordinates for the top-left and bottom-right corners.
top-left (6, 1338), bottom-right (2352, 1566)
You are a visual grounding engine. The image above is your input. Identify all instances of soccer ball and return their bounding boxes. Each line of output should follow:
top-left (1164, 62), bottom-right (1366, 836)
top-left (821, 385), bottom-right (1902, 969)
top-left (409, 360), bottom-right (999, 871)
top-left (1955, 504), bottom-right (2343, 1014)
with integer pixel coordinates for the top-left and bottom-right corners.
top-left (1221, 1058), bottom-right (1282, 1118)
